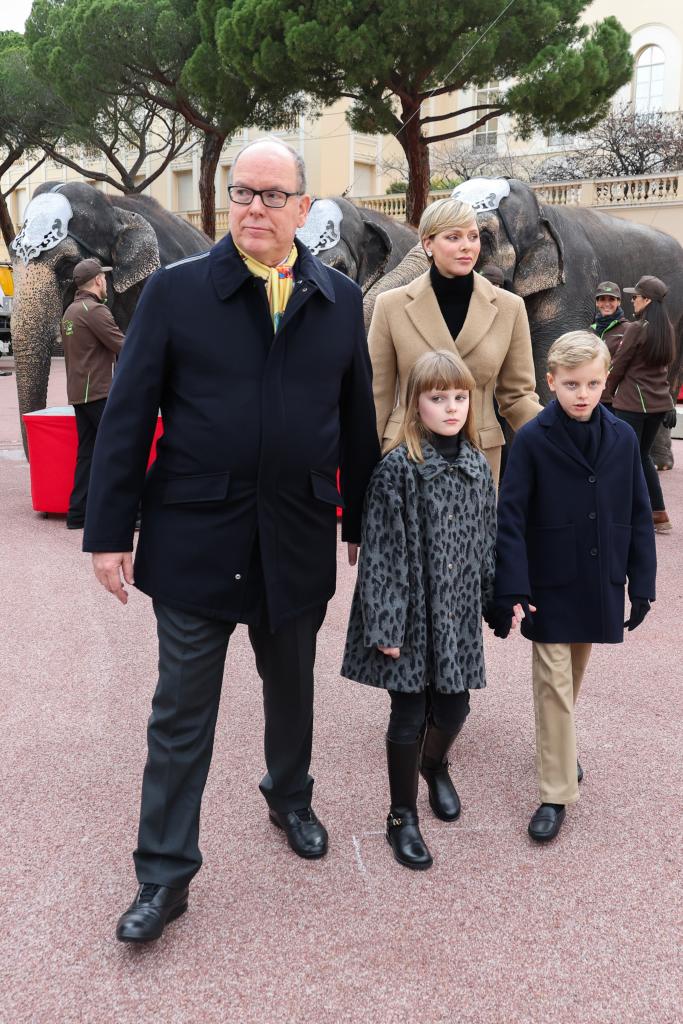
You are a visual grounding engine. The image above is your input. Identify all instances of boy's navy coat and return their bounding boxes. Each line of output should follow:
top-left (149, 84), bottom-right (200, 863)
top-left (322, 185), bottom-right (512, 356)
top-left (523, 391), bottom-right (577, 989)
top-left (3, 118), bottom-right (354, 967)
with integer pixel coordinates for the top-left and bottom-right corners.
top-left (495, 400), bottom-right (656, 643)
top-left (82, 235), bottom-right (380, 630)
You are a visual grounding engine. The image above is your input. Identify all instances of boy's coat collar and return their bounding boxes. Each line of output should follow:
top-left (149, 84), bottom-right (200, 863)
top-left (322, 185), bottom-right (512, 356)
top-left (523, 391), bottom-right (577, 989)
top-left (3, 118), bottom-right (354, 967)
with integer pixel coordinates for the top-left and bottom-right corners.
top-left (538, 400), bottom-right (620, 470)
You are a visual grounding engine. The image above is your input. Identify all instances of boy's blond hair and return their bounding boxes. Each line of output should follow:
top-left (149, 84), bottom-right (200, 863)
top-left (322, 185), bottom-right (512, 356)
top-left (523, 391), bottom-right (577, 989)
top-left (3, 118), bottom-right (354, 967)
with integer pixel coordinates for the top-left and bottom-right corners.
top-left (388, 349), bottom-right (478, 462)
top-left (547, 330), bottom-right (611, 373)
top-left (418, 198), bottom-right (477, 244)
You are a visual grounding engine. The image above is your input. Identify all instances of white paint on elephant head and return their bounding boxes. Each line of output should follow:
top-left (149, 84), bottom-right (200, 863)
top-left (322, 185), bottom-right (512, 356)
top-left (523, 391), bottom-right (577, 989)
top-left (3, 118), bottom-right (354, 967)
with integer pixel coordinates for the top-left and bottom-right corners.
top-left (296, 199), bottom-right (342, 255)
top-left (12, 194), bottom-right (74, 265)
top-left (451, 178), bottom-right (510, 212)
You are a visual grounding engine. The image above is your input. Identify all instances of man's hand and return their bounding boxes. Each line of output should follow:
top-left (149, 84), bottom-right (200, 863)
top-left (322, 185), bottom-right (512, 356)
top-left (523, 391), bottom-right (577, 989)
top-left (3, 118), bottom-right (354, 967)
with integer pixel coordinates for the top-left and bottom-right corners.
top-left (624, 598), bottom-right (650, 631)
top-left (378, 645), bottom-right (400, 659)
top-left (92, 552), bottom-right (134, 605)
top-left (347, 542), bottom-right (359, 566)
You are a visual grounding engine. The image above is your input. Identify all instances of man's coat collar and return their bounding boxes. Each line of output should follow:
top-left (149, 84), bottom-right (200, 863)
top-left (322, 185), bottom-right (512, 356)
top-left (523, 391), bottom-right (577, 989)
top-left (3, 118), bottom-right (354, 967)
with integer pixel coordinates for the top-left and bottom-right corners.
top-left (209, 234), bottom-right (335, 303)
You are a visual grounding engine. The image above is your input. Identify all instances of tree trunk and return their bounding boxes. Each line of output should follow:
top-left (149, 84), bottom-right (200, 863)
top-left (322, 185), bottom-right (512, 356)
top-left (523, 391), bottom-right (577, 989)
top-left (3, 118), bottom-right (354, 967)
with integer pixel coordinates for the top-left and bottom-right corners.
top-left (398, 109), bottom-right (431, 227)
top-left (0, 193), bottom-right (16, 250)
top-left (199, 131), bottom-right (227, 240)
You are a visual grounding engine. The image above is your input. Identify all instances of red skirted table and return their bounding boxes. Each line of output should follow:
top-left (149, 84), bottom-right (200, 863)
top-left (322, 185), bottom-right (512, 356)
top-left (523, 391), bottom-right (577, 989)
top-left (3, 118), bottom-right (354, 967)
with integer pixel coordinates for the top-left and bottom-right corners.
top-left (23, 406), bottom-right (163, 514)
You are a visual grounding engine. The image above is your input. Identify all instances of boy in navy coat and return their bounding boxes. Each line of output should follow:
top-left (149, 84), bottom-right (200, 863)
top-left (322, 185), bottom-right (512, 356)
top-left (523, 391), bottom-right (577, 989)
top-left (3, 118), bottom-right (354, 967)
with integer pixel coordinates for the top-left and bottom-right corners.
top-left (488, 331), bottom-right (656, 841)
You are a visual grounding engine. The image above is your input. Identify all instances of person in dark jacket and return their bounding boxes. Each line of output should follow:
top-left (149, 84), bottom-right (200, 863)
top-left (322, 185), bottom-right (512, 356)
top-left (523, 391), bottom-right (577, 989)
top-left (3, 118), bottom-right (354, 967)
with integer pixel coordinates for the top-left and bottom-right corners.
top-left (603, 275), bottom-right (677, 533)
top-left (61, 258), bottom-right (124, 529)
top-left (487, 330), bottom-right (656, 843)
top-left (342, 349), bottom-right (497, 870)
top-left (590, 280), bottom-right (629, 362)
top-left (82, 139), bottom-right (380, 943)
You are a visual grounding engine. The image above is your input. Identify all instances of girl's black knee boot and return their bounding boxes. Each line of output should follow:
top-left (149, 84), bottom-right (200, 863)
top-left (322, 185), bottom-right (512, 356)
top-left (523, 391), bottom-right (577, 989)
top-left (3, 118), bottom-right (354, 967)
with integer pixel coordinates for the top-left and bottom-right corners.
top-left (385, 737), bottom-right (433, 870)
top-left (420, 719), bottom-right (462, 821)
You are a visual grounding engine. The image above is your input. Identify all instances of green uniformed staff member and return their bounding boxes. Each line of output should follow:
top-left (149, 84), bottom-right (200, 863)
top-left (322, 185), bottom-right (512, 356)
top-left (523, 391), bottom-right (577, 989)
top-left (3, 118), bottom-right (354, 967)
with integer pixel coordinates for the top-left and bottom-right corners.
top-left (590, 280), bottom-right (629, 356)
top-left (61, 258), bottom-right (124, 529)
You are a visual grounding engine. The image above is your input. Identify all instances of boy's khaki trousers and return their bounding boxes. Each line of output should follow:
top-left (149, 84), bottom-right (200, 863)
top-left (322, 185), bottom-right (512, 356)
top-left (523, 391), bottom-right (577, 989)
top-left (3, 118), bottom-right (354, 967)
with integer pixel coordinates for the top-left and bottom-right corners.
top-left (531, 642), bottom-right (592, 805)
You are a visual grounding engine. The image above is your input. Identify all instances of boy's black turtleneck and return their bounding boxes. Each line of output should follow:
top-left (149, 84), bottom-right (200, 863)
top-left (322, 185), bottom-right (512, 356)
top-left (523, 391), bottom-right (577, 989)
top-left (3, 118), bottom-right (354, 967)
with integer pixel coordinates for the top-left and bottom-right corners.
top-left (427, 430), bottom-right (462, 463)
top-left (558, 403), bottom-right (601, 466)
top-left (430, 264), bottom-right (474, 340)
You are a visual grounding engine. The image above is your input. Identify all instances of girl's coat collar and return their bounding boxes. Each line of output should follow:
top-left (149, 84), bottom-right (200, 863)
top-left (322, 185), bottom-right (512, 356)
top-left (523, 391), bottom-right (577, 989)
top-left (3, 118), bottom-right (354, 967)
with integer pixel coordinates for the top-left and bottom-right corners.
top-left (413, 439), bottom-right (483, 480)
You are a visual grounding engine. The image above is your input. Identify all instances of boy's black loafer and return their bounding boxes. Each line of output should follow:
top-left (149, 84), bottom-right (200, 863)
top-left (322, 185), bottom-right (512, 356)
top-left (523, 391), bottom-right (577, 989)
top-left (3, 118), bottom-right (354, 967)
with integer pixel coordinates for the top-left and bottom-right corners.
top-left (116, 883), bottom-right (189, 943)
top-left (528, 804), bottom-right (566, 842)
top-left (269, 807), bottom-right (328, 859)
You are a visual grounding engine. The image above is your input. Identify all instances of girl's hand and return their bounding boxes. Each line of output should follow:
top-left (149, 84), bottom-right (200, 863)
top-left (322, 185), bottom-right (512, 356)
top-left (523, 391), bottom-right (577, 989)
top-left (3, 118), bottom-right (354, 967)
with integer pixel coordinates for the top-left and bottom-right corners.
top-left (377, 645), bottom-right (400, 659)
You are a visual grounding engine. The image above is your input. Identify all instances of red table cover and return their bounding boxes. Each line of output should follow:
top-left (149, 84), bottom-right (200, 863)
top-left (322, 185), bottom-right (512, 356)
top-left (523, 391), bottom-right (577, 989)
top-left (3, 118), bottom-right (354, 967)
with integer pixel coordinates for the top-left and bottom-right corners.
top-left (23, 407), bottom-right (163, 514)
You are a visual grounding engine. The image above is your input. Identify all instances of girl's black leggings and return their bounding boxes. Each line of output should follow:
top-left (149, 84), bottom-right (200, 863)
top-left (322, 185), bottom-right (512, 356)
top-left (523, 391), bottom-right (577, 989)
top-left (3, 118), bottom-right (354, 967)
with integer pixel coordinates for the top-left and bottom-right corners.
top-left (613, 409), bottom-right (666, 511)
top-left (387, 688), bottom-right (470, 743)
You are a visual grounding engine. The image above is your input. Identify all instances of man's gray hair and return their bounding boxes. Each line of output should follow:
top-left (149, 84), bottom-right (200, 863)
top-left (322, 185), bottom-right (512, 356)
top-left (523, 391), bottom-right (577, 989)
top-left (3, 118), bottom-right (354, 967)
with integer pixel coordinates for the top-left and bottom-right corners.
top-left (229, 137), bottom-right (306, 194)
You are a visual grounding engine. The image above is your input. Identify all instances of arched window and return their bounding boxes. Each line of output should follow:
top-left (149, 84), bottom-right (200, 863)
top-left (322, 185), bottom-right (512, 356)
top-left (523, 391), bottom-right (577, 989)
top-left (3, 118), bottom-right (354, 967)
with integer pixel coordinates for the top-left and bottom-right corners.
top-left (634, 46), bottom-right (665, 113)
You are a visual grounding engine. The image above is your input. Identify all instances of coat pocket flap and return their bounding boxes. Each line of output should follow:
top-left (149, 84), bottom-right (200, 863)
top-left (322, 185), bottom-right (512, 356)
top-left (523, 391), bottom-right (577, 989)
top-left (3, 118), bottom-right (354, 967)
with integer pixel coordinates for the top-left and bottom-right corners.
top-left (478, 423), bottom-right (505, 450)
top-left (310, 470), bottom-right (345, 508)
top-left (162, 472), bottom-right (230, 505)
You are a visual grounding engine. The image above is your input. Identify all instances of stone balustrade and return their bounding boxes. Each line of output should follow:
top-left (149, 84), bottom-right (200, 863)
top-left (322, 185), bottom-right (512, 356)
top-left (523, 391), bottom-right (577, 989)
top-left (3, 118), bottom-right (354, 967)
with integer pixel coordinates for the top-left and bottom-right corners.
top-left (179, 172), bottom-right (683, 240)
top-left (353, 173), bottom-right (683, 219)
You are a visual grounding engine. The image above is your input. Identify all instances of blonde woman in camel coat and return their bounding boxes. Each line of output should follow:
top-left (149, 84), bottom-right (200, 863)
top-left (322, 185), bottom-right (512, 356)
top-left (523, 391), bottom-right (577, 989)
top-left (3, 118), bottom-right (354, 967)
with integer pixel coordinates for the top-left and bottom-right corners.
top-left (369, 197), bottom-right (542, 483)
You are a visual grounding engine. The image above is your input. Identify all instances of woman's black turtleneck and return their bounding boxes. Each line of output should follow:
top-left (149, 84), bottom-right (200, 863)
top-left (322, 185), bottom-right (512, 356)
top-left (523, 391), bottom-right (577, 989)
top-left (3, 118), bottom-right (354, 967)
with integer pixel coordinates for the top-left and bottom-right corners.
top-left (427, 430), bottom-right (462, 463)
top-left (430, 264), bottom-right (474, 340)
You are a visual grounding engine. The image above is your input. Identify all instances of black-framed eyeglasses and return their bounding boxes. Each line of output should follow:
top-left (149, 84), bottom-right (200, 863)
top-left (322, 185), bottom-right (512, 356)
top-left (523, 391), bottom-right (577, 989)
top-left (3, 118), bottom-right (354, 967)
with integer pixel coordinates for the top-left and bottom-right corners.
top-left (228, 185), bottom-right (302, 209)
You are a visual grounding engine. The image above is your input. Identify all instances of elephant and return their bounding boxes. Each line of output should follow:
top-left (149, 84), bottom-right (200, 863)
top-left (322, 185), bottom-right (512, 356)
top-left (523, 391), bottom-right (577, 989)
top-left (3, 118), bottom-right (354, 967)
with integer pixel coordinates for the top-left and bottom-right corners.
top-left (363, 178), bottom-right (683, 464)
top-left (296, 196), bottom-right (417, 293)
top-left (10, 181), bottom-right (210, 454)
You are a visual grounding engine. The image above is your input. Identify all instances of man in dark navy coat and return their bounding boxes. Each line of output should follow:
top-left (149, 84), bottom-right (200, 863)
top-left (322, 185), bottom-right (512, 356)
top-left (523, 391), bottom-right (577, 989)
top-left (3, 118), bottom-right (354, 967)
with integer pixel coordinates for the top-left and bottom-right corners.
top-left (489, 330), bottom-right (656, 844)
top-left (83, 139), bottom-right (380, 943)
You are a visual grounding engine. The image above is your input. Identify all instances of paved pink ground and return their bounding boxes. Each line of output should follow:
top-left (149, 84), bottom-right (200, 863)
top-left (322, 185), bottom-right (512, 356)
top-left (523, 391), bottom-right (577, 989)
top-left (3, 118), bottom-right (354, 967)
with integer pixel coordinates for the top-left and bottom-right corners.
top-left (1, 362), bottom-right (681, 1023)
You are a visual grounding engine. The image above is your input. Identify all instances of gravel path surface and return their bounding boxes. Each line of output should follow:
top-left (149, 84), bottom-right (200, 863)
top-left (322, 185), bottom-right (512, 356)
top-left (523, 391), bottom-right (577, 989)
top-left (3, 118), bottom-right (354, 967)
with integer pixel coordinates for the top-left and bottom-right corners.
top-left (2, 363), bottom-right (681, 1023)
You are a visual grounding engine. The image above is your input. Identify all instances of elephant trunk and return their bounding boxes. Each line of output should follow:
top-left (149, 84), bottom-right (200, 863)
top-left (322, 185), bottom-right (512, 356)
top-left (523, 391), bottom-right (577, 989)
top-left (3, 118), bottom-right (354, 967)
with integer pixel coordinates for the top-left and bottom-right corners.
top-left (11, 260), bottom-right (64, 457)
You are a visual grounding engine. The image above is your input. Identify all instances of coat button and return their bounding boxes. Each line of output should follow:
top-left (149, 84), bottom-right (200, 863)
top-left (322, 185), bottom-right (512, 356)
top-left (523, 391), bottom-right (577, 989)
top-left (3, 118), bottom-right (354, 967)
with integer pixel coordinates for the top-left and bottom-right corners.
top-left (588, 511), bottom-right (597, 520)
top-left (588, 475), bottom-right (596, 483)
top-left (234, 573), bottom-right (242, 580)
top-left (590, 548), bottom-right (598, 556)
top-left (448, 514), bottom-right (454, 521)
top-left (448, 563), bottom-right (454, 570)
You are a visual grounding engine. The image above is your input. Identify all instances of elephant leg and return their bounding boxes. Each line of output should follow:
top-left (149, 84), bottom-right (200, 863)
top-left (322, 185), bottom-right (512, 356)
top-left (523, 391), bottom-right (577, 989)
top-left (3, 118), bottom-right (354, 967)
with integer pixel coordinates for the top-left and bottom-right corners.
top-left (651, 424), bottom-right (673, 471)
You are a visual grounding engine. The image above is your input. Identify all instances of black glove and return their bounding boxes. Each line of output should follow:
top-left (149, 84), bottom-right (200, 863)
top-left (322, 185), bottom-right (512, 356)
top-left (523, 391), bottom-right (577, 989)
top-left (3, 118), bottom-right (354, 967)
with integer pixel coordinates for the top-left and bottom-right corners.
top-left (484, 596), bottom-right (534, 639)
top-left (662, 408), bottom-right (677, 430)
top-left (624, 598), bottom-right (651, 631)
top-left (484, 601), bottom-right (513, 639)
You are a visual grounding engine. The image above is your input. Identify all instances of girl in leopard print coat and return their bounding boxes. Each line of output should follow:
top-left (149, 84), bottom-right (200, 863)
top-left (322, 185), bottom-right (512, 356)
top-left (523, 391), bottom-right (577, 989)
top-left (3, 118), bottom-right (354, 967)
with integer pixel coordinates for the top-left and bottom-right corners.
top-left (341, 350), bottom-right (497, 870)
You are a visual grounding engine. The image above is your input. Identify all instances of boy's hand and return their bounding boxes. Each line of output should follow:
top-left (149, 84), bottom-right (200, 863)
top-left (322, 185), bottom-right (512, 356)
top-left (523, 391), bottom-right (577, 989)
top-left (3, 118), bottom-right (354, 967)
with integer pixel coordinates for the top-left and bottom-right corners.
top-left (512, 599), bottom-right (537, 627)
top-left (377, 645), bottom-right (401, 659)
top-left (624, 599), bottom-right (650, 631)
top-left (485, 597), bottom-right (536, 639)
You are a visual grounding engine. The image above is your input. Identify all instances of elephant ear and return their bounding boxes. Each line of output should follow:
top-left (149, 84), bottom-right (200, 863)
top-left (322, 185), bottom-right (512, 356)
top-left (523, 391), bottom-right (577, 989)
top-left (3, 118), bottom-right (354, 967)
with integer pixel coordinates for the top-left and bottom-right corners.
top-left (498, 181), bottom-right (565, 298)
top-left (358, 218), bottom-right (392, 291)
top-left (110, 209), bottom-right (161, 293)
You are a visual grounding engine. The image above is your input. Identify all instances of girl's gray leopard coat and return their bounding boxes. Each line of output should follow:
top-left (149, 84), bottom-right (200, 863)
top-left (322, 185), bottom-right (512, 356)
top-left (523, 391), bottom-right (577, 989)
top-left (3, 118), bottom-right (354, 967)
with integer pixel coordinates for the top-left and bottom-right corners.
top-left (341, 440), bottom-right (496, 694)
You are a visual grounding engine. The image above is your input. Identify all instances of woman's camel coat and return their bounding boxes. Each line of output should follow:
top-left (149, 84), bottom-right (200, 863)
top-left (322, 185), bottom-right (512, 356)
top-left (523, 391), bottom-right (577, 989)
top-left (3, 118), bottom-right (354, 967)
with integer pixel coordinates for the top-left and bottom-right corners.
top-left (369, 270), bottom-right (542, 482)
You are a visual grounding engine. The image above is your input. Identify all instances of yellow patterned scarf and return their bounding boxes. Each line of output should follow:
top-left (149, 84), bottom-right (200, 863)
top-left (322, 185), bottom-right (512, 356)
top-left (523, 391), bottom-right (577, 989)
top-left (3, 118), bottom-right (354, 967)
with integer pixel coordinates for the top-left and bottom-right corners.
top-left (237, 243), bottom-right (298, 331)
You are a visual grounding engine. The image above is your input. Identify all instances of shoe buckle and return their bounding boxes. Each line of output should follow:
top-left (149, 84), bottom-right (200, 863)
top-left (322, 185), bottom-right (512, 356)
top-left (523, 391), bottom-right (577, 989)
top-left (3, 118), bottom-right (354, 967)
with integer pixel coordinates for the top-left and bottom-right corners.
top-left (389, 814), bottom-right (403, 827)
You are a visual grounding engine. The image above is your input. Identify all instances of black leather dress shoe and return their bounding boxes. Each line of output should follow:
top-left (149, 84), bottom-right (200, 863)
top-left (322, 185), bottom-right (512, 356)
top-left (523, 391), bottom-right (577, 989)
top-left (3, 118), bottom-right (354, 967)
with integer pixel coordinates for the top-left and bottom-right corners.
top-left (577, 759), bottom-right (584, 784)
top-left (116, 883), bottom-right (189, 943)
top-left (269, 807), bottom-right (328, 859)
top-left (528, 804), bottom-right (566, 843)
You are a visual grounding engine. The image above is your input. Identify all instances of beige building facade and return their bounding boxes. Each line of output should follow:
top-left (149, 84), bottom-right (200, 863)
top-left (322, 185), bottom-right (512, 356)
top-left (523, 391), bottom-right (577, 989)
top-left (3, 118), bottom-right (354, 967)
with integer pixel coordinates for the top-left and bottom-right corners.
top-left (2, 1), bottom-right (683, 258)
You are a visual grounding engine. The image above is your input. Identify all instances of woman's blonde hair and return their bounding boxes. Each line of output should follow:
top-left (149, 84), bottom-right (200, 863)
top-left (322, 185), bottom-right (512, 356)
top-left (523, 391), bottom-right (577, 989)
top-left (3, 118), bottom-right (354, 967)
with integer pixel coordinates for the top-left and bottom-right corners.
top-left (547, 330), bottom-right (610, 373)
top-left (418, 197), bottom-right (477, 245)
top-left (388, 349), bottom-right (478, 462)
